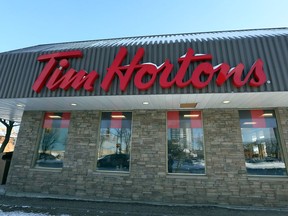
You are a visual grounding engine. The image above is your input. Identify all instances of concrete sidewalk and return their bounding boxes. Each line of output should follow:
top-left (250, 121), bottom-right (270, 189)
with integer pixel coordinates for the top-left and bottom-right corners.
top-left (0, 186), bottom-right (288, 216)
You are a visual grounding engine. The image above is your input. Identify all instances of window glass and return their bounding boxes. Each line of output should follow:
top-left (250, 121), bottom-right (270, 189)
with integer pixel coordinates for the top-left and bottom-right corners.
top-left (98, 112), bottom-right (132, 172)
top-left (36, 112), bottom-right (70, 168)
top-left (167, 111), bottom-right (205, 174)
top-left (239, 110), bottom-right (287, 175)
top-left (0, 122), bottom-right (19, 152)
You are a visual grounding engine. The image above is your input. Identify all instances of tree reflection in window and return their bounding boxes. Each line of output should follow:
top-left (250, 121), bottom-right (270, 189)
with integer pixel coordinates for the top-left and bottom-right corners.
top-left (36, 112), bottom-right (70, 168)
top-left (167, 111), bottom-right (205, 174)
top-left (97, 112), bottom-right (132, 172)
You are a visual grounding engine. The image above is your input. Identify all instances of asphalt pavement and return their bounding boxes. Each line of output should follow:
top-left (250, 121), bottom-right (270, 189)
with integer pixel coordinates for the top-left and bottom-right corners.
top-left (1, 195), bottom-right (288, 216)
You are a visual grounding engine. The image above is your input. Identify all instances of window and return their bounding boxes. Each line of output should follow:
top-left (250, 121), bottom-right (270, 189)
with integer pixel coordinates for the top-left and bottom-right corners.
top-left (36, 112), bottom-right (70, 168)
top-left (97, 112), bottom-right (132, 172)
top-left (167, 111), bottom-right (205, 174)
top-left (239, 110), bottom-right (287, 175)
top-left (0, 122), bottom-right (19, 152)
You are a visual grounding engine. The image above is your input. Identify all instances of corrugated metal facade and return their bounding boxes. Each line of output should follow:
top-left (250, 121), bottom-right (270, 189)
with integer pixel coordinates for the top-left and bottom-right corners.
top-left (1, 28), bottom-right (288, 99)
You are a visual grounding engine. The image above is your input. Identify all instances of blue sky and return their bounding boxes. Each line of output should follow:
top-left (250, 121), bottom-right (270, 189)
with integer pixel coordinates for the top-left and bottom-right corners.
top-left (1, 0), bottom-right (288, 52)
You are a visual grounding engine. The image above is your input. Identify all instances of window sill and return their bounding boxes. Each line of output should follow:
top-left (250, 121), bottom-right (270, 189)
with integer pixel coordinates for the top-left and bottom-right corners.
top-left (30, 167), bottom-right (62, 172)
top-left (166, 173), bottom-right (208, 179)
top-left (247, 175), bottom-right (288, 181)
top-left (93, 170), bottom-right (130, 176)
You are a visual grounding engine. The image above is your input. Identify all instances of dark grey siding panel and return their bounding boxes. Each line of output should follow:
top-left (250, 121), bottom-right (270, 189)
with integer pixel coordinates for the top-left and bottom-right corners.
top-left (1, 31), bottom-right (288, 99)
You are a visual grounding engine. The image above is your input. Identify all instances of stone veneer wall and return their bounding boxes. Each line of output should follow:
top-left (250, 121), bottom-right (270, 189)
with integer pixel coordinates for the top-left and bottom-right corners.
top-left (6, 109), bottom-right (288, 207)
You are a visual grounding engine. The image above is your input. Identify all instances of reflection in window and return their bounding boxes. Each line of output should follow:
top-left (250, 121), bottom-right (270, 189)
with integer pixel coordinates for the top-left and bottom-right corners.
top-left (167, 111), bottom-right (205, 174)
top-left (36, 112), bottom-right (70, 168)
top-left (0, 122), bottom-right (19, 152)
top-left (239, 110), bottom-right (287, 175)
top-left (97, 112), bottom-right (132, 172)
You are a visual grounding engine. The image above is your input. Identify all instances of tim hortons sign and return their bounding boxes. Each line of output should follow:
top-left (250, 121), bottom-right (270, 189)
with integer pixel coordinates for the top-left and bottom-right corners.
top-left (32, 47), bottom-right (267, 93)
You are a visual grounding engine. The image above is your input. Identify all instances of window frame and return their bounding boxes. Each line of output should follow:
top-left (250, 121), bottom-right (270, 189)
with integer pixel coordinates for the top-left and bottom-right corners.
top-left (238, 109), bottom-right (288, 176)
top-left (34, 111), bottom-right (71, 169)
top-left (166, 110), bottom-right (206, 175)
top-left (96, 111), bottom-right (133, 173)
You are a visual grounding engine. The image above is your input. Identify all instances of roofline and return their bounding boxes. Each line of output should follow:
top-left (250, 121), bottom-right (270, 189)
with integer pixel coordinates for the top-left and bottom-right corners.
top-left (2, 27), bottom-right (287, 54)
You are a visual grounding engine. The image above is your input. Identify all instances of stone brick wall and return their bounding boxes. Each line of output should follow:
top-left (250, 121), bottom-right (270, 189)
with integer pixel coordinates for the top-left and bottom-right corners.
top-left (6, 108), bottom-right (288, 207)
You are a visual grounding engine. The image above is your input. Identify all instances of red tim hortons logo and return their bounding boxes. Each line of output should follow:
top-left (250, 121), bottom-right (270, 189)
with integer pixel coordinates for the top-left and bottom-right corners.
top-left (32, 47), bottom-right (267, 93)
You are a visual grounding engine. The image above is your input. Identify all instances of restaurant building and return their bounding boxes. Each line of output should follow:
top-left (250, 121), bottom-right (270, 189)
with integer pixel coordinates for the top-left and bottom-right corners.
top-left (1, 28), bottom-right (288, 207)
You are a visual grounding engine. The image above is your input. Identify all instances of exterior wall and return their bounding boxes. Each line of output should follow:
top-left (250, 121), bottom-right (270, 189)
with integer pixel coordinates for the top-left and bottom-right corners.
top-left (6, 109), bottom-right (288, 207)
top-left (2, 30), bottom-right (288, 99)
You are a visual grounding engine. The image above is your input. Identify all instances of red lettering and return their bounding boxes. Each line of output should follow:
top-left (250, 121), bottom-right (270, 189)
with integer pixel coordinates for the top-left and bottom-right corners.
top-left (70, 70), bottom-right (99, 91)
top-left (214, 63), bottom-right (232, 85)
top-left (46, 59), bottom-right (70, 90)
top-left (33, 51), bottom-right (99, 92)
top-left (247, 59), bottom-right (267, 87)
top-left (32, 51), bottom-right (82, 93)
top-left (33, 47), bottom-right (267, 93)
top-left (191, 62), bottom-right (217, 88)
top-left (47, 68), bottom-right (99, 91)
top-left (176, 49), bottom-right (212, 88)
top-left (215, 59), bottom-right (266, 87)
top-left (158, 60), bottom-right (174, 88)
top-left (134, 63), bottom-right (160, 90)
top-left (101, 47), bottom-right (145, 91)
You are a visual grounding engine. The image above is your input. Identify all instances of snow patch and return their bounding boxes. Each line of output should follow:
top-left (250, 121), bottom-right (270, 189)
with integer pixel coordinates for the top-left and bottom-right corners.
top-left (0, 210), bottom-right (47, 216)
top-left (0, 210), bottom-right (70, 216)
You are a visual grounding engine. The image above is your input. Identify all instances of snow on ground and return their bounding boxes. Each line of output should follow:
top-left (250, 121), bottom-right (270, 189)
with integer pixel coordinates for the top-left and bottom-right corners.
top-left (0, 211), bottom-right (48, 216)
top-left (0, 210), bottom-right (69, 216)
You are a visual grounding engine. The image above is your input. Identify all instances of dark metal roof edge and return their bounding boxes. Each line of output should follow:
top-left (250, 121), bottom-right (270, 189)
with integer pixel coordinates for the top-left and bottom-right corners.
top-left (1, 27), bottom-right (288, 54)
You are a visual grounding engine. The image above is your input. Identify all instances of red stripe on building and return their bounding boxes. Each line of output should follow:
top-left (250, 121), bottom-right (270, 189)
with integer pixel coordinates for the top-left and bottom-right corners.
top-left (111, 112), bottom-right (123, 128)
top-left (43, 112), bottom-right (53, 128)
top-left (190, 111), bottom-right (202, 128)
top-left (61, 113), bottom-right (71, 128)
top-left (167, 111), bottom-right (180, 128)
top-left (251, 110), bottom-right (266, 128)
